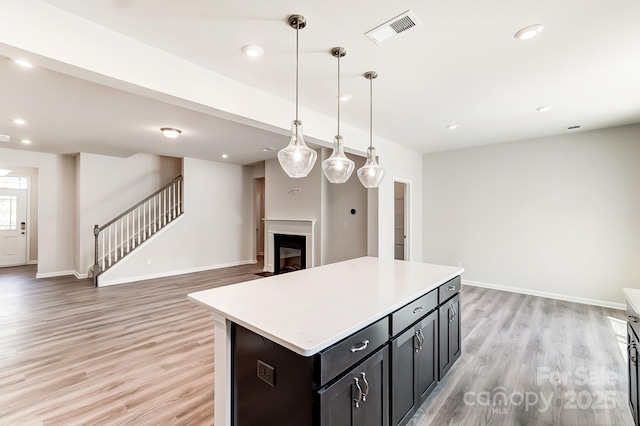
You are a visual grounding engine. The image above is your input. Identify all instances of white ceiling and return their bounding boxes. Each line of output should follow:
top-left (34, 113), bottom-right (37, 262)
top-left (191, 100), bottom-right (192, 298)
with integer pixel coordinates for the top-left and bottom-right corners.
top-left (2, 0), bottom-right (640, 164)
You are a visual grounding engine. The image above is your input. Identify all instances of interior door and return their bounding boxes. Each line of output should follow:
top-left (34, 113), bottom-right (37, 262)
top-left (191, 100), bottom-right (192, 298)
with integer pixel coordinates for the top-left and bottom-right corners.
top-left (394, 181), bottom-right (409, 261)
top-left (0, 189), bottom-right (27, 267)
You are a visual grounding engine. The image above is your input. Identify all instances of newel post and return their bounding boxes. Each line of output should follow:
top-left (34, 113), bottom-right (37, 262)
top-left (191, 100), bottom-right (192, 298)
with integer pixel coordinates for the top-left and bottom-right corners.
top-left (93, 225), bottom-right (100, 287)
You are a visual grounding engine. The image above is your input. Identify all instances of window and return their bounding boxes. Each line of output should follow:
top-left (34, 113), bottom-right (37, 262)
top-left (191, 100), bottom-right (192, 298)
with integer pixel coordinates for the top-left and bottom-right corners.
top-left (0, 177), bottom-right (27, 190)
top-left (0, 195), bottom-right (17, 230)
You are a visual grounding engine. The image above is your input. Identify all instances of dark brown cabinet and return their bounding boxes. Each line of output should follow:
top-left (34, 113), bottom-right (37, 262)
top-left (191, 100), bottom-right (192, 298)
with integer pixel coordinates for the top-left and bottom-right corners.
top-left (438, 293), bottom-right (461, 380)
top-left (317, 346), bottom-right (389, 426)
top-left (628, 303), bottom-right (640, 425)
top-left (390, 310), bottom-right (438, 426)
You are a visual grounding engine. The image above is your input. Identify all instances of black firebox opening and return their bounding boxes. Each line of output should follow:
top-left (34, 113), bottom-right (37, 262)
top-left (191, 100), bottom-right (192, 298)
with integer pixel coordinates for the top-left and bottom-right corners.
top-left (274, 234), bottom-right (306, 274)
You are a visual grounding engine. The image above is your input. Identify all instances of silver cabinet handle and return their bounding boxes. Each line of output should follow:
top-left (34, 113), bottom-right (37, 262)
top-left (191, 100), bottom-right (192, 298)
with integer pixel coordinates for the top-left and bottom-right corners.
top-left (353, 377), bottom-right (363, 408)
top-left (629, 315), bottom-right (639, 323)
top-left (417, 329), bottom-right (425, 351)
top-left (350, 340), bottom-right (369, 353)
top-left (414, 331), bottom-right (420, 353)
top-left (629, 342), bottom-right (638, 366)
top-left (413, 306), bottom-right (423, 314)
top-left (360, 372), bottom-right (369, 402)
top-left (449, 302), bottom-right (456, 323)
top-left (448, 285), bottom-right (456, 291)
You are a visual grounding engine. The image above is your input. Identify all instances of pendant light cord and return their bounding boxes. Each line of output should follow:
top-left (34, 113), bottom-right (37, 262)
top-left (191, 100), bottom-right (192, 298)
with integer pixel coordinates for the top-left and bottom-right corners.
top-left (337, 52), bottom-right (341, 137)
top-left (295, 21), bottom-right (299, 124)
top-left (369, 74), bottom-right (373, 149)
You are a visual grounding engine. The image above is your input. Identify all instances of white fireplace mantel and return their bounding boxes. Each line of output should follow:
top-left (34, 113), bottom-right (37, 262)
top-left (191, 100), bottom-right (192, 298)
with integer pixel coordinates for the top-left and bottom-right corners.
top-left (263, 219), bottom-right (316, 273)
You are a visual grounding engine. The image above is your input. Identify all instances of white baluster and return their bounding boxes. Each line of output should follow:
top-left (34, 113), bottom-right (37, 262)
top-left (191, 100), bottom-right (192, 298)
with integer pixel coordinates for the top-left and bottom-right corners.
top-left (164, 189), bottom-right (167, 225)
top-left (108, 226), bottom-right (112, 267)
top-left (120, 218), bottom-right (124, 258)
top-left (127, 213), bottom-right (130, 254)
top-left (101, 232), bottom-right (105, 271)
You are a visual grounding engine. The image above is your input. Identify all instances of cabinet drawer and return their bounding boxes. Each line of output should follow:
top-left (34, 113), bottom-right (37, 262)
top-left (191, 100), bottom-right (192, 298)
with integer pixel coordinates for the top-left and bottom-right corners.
top-left (390, 290), bottom-right (437, 337)
top-left (438, 276), bottom-right (461, 304)
top-left (316, 317), bottom-right (389, 387)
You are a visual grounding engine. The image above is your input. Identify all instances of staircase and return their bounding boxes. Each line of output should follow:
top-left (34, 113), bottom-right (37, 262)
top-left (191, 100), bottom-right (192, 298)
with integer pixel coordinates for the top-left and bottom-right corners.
top-left (92, 175), bottom-right (183, 286)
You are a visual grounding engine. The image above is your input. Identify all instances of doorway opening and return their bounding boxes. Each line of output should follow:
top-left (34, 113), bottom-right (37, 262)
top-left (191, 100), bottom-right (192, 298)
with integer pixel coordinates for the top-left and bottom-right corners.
top-left (0, 174), bottom-right (32, 268)
top-left (394, 179), bottom-right (410, 261)
top-left (254, 177), bottom-right (265, 263)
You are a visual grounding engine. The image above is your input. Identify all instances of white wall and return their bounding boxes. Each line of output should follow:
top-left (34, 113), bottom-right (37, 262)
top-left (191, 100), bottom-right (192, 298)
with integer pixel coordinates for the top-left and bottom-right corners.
top-left (100, 157), bottom-right (255, 285)
top-left (75, 152), bottom-right (181, 276)
top-left (422, 124), bottom-right (640, 307)
top-left (0, 147), bottom-right (75, 276)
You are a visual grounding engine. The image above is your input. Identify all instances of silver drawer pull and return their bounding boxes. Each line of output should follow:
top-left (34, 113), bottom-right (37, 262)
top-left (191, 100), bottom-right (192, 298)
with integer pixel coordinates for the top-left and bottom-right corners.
top-left (448, 285), bottom-right (456, 291)
top-left (629, 315), bottom-right (639, 323)
top-left (412, 306), bottom-right (423, 314)
top-left (350, 340), bottom-right (370, 353)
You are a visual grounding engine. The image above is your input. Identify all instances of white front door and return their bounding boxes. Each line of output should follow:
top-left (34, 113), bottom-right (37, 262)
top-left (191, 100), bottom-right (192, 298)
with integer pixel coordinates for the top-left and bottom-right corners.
top-left (0, 189), bottom-right (27, 267)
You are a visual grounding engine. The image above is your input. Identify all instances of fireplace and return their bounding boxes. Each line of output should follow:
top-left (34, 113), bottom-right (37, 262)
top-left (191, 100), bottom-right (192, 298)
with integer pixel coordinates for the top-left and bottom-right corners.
top-left (274, 234), bottom-right (306, 274)
top-left (263, 219), bottom-right (316, 273)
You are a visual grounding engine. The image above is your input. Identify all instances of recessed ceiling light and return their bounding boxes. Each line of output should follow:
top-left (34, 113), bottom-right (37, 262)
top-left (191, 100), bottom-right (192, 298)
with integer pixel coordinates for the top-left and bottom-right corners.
top-left (338, 93), bottom-right (352, 102)
top-left (536, 105), bottom-right (554, 112)
top-left (261, 147), bottom-right (275, 152)
top-left (21, 139), bottom-right (32, 144)
top-left (13, 59), bottom-right (33, 68)
top-left (12, 118), bottom-right (27, 125)
top-left (242, 44), bottom-right (264, 57)
top-left (446, 124), bottom-right (460, 130)
top-left (514, 24), bottom-right (544, 40)
top-left (160, 127), bottom-right (181, 139)
top-left (221, 154), bottom-right (229, 159)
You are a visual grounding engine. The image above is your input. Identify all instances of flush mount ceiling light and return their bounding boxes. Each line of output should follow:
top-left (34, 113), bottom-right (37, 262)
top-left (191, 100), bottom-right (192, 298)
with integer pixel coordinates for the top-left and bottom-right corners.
top-left (242, 44), bottom-right (264, 57)
top-left (13, 59), bottom-right (33, 68)
top-left (277, 14), bottom-right (317, 178)
top-left (160, 127), bottom-right (181, 139)
top-left (447, 124), bottom-right (460, 130)
top-left (357, 71), bottom-right (386, 189)
top-left (322, 47), bottom-right (355, 184)
top-left (338, 93), bottom-right (352, 102)
top-left (261, 147), bottom-right (274, 152)
top-left (12, 118), bottom-right (27, 125)
top-left (21, 139), bottom-right (32, 144)
top-left (536, 105), bottom-right (554, 112)
top-left (514, 24), bottom-right (544, 40)
top-left (221, 154), bottom-right (229, 159)
top-left (0, 168), bottom-right (12, 177)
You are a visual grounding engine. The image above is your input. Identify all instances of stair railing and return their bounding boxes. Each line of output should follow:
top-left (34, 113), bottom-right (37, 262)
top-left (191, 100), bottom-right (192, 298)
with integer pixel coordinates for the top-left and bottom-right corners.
top-left (93, 175), bottom-right (183, 286)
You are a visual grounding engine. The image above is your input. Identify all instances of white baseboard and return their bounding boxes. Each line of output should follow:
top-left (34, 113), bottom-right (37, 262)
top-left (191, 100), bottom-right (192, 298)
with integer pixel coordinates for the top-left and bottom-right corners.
top-left (27, 260), bottom-right (38, 265)
top-left (462, 279), bottom-right (625, 311)
top-left (36, 270), bottom-right (77, 279)
top-left (98, 259), bottom-right (258, 287)
top-left (74, 271), bottom-right (89, 279)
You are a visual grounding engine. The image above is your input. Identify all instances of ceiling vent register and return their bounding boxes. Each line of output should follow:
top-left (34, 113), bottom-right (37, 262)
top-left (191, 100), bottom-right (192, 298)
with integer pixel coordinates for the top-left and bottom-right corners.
top-left (365, 10), bottom-right (422, 45)
top-left (0, 134), bottom-right (11, 143)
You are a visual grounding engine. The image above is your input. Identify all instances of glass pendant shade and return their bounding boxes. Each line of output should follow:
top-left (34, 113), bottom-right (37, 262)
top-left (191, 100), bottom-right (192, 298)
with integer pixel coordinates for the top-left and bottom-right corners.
top-left (357, 146), bottom-right (386, 188)
top-left (278, 120), bottom-right (317, 178)
top-left (322, 135), bottom-right (355, 183)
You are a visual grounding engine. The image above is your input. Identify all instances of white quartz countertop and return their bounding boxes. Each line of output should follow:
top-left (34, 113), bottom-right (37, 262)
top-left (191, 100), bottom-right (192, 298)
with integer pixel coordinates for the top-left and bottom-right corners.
top-left (624, 288), bottom-right (640, 313)
top-left (188, 257), bottom-right (464, 356)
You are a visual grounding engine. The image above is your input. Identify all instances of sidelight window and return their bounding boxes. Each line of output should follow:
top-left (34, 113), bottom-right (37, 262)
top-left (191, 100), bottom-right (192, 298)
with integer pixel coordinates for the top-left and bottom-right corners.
top-left (0, 195), bottom-right (17, 230)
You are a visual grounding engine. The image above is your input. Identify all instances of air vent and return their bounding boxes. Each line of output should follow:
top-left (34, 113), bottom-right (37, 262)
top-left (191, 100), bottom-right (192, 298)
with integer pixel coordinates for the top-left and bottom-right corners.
top-left (365, 10), bottom-right (422, 45)
top-left (0, 134), bottom-right (11, 143)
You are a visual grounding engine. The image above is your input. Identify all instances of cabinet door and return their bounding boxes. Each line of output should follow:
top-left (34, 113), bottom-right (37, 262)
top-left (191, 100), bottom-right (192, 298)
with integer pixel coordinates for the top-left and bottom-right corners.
top-left (391, 327), bottom-right (418, 426)
top-left (416, 311), bottom-right (438, 403)
top-left (439, 294), bottom-right (461, 380)
top-left (629, 324), bottom-right (639, 425)
top-left (317, 346), bottom-right (389, 426)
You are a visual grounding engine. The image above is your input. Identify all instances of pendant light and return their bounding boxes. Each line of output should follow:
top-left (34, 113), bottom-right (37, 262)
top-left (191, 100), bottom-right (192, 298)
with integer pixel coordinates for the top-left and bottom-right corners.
top-left (322, 47), bottom-right (355, 184)
top-left (357, 71), bottom-right (386, 188)
top-left (277, 15), bottom-right (317, 178)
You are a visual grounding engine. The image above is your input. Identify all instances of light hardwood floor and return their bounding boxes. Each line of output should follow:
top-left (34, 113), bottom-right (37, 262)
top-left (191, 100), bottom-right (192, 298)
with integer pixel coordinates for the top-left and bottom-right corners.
top-left (0, 265), bottom-right (633, 425)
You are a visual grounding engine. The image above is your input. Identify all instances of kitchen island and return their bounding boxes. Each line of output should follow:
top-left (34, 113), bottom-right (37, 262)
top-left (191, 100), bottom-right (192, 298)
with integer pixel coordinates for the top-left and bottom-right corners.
top-left (189, 256), bottom-right (464, 426)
